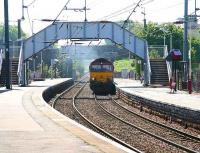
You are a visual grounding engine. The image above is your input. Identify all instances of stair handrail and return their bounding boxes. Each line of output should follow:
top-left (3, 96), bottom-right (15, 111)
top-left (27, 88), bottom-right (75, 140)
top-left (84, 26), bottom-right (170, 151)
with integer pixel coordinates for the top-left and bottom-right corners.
top-left (144, 43), bottom-right (151, 85)
top-left (164, 46), bottom-right (172, 82)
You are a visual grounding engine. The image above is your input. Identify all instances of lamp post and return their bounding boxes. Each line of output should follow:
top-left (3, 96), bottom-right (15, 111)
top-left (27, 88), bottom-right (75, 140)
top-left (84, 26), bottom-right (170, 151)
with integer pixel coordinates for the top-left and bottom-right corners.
top-left (159, 27), bottom-right (173, 55)
top-left (72, 42), bottom-right (83, 80)
top-left (51, 59), bottom-right (58, 79)
top-left (31, 20), bottom-right (36, 79)
top-left (187, 16), bottom-right (196, 94)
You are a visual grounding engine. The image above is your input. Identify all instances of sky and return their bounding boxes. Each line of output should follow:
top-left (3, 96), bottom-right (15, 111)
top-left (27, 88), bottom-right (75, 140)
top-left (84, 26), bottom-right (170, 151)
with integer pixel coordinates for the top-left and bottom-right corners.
top-left (0, 0), bottom-right (199, 35)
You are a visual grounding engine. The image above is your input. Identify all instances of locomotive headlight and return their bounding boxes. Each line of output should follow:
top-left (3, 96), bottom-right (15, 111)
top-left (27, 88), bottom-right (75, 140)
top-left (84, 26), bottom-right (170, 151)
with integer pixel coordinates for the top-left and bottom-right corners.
top-left (92, 77), bottom-right (95, 80)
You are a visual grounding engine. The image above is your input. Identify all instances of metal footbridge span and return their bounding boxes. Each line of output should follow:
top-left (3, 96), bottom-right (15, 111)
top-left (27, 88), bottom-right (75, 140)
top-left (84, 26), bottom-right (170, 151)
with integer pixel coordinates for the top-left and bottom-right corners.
top-left (21, 21), bottom-right (151, 85)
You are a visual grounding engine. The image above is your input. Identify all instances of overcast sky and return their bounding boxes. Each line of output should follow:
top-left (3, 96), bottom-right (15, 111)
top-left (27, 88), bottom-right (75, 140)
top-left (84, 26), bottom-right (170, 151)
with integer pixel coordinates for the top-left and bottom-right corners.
top-left (0, 0), bottom-right (199, 35)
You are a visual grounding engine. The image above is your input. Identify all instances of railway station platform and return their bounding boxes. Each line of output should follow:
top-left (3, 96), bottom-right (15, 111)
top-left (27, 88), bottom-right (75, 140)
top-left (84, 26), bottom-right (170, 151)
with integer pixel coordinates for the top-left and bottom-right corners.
top-left (114, 78), bottom-right (200, 111)
top-left (0, 79), bottom-right (133, 153)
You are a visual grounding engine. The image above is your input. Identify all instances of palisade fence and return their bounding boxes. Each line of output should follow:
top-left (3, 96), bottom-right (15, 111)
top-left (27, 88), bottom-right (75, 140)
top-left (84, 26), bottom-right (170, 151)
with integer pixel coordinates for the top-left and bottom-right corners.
top-left (192, 63), bottom-right (200, 92)
top-left (192, 71), bottom-right (200, 92)
top-left (178, 63), bottom-right (200, 93)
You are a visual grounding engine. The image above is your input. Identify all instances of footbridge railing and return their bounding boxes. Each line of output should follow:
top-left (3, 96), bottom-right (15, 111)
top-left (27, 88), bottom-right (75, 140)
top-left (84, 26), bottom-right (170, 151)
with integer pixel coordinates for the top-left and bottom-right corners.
top-left (20, 21), bottom-right (151, 85)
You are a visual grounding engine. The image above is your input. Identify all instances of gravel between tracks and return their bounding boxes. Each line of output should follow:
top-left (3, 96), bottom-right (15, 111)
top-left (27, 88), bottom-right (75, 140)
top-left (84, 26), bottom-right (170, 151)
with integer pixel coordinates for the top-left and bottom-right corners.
top-left (75, 98), bottom-right (184, 153)
top-left (100, 99), bottom-right (200, 152)
top-left (116, 99), bottom-right (200, 136)
top-left (51, 83), bottom-right (200, 153)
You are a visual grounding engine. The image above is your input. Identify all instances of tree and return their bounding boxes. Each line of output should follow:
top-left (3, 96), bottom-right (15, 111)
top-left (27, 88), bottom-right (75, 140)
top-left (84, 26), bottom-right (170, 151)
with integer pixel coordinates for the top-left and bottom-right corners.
top-left (130, 22), bottom-right (184, 51)
top-left (149, 49), bottom-right (160, 59)
top-left (190, 36), bottom-right (200, 63)
top-left (130, 21), bottom-right (200, 60)
top-left (0, 23), bottom-right (27, 41)
top-left (56, 52), bottom-right (73, 78)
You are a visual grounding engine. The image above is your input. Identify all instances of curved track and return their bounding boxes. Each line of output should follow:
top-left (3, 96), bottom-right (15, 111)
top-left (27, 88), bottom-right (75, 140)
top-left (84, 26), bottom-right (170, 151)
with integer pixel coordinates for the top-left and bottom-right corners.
top-left (53, 79), bottom-right (200, 153)
top-left (98, 97), bottom-right (200, 153)
top-left (72, 83), bottom-right (141, 152)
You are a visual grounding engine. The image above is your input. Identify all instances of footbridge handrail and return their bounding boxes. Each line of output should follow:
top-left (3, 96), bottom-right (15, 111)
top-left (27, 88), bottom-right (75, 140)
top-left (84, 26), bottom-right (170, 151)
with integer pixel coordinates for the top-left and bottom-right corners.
top-left (23, 21), bottom-right (146, 60)
top-left (20, 21), bottom-right (151, 85)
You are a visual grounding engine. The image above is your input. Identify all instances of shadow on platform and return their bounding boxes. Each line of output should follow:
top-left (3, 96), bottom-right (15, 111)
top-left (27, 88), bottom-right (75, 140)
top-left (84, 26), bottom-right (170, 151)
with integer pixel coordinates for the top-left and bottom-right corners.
top-left (119, 86), bottom-right (145, 88)
top-left (0, 88), bottom-right (23, 93)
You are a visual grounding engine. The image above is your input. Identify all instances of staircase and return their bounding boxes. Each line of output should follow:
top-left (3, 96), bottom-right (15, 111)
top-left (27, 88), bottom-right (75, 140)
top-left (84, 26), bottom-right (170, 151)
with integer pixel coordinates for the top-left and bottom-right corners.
top-left (0, 59), bottom-right (19, 86)
top-left (150, 59), bottom-right (169, 86)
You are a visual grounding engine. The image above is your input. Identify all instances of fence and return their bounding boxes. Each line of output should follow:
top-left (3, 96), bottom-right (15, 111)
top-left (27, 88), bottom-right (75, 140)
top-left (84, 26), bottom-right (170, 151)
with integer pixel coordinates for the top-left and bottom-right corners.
top-left (148, 45), bottom-right (167, 59)
top-left (192, 71), bottom-right (200, 92)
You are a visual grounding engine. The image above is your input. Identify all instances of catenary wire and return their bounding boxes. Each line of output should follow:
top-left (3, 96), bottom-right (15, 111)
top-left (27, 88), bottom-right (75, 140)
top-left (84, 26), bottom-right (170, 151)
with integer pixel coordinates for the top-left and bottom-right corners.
top-left (26, 0), bottom-right (37, 7)
top-left (122, 0), bottom-right (144, 28)
top-left (97, 0), bottom-right (153, 21)
top-left (52, 0), bottom-right (71, 24)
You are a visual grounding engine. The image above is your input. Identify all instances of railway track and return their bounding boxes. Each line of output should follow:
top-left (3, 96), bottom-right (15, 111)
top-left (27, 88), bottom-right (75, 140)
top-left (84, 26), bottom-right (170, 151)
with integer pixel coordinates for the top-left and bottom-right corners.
top-left (52, 79), bottom-right (200, 152)
top-left (52, 76), bottom-right (89, 120)
top-left (73, 83), bottom-right (141, 153)
top-left (99, 97), bottom-right (200, 153)
top-left (117, 89), bottom-right (200, 134)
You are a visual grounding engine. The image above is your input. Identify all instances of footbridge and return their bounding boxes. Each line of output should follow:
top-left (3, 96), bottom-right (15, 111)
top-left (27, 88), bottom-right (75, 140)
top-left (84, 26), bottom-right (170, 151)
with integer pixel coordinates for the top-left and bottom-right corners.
top-left (20, 21), bottom-right (151, 85)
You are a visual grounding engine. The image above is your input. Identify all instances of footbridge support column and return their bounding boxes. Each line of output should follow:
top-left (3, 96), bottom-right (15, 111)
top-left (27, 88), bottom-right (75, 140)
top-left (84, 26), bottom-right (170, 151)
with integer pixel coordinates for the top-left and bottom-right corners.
top-left (143, 41), bottom-right (151, 85)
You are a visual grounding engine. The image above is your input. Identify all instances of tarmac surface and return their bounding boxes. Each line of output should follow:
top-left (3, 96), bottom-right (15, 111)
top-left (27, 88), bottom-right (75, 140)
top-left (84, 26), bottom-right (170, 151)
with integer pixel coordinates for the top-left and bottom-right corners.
top-left (0, 79), bottom-right (133, 153)
top-left (114, 78), bottom-right (200, 111)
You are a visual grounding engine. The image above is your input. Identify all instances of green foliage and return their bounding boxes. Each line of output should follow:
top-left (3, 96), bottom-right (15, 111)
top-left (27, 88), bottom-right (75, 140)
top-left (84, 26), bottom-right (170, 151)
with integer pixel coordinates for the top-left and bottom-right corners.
top-left (114, 59), bottom-right (135, 72)
top-left (56, 51), bottom-right (73, 78)
top-left (135, 59), bottom-right (141, 76)
top-left (0, 23), bottom-right (27, 41)
top-left (130, 21), bottom-right (184, 51)
top-left (0, 24), bottom-right (3, 39)
top-left (42, 64), bottom-right (51, 78)
top-left (190, 36), bottom-right (200, 63)
top-left (149, 49), bottom-right (161, 59)
top-left (128, 21), bottom-right (199, 68)
top-left (131, 21), bottom-right (145, 38)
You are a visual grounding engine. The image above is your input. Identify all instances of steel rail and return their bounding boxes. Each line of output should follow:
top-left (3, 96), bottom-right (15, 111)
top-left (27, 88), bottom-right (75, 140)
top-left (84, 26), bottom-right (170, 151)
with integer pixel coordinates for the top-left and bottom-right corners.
top-left (96, 96), bottom-right (199, 153)
top-left (112, 97), bottom-right (200, 142)
top-left (52, 74), bottom-right (88, 108)
top-left (72, 86), bottom-right (142, 153)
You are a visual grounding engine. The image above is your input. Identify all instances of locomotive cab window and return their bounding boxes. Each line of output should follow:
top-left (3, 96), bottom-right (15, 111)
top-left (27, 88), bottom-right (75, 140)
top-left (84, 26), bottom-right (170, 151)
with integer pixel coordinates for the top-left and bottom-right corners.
top-left (90, 65), bottom-right (113, 72)
top-left (90, 65), bottom-right (101, 71)
top-left (102, 65), bottom-right (113, 71)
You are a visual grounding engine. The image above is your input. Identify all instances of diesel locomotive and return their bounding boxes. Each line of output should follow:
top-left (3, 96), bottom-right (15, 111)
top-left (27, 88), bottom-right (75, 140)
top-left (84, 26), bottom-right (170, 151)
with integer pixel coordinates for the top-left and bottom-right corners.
top-left (89, 58), bottom-right (116, 95)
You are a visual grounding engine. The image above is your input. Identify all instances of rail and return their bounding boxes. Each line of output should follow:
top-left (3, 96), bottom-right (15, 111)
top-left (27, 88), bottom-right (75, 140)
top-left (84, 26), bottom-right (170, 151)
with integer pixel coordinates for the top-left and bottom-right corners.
top-left (72, 86), bottom-right (141, 152)
top-left (117, 88), bottom-right (200, 127)
top-left (111, 97), bottom-right (200, 142)
top-left (96, 96), bottom-right (199, 153)
top-left (164, 46), bottom-right (172, 82)
top-left (51, 74), bottom-right (89, 108)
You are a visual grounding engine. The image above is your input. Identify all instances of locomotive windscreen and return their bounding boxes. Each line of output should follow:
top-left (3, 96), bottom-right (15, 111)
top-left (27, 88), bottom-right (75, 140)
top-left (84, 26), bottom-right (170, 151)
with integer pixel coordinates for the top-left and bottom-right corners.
top-left (90, 65), bottom-right (113, 72)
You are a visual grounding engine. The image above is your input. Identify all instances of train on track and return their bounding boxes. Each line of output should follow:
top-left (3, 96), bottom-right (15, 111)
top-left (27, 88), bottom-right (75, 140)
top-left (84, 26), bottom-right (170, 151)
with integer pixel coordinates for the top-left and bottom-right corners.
top-left (89, 58), bottom-right (116, 95)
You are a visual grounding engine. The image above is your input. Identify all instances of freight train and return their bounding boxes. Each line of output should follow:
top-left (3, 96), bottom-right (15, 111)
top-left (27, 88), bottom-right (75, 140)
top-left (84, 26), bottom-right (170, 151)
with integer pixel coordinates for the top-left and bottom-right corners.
top-left (89, 58), bottom-right (116, 95)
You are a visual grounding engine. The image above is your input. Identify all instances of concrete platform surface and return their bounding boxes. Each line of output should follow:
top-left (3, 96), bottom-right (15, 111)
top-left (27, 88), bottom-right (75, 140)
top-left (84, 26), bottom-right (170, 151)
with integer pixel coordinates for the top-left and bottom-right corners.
top-left (0, 79), bottom-right (133, 153)
top-left (114, 78), bottom-right (200, 111)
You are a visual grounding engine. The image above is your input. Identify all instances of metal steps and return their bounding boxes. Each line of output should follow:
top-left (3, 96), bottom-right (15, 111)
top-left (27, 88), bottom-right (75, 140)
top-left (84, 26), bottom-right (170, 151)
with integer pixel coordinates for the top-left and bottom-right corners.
top-left (0, 59), bottom-right (19, 86)
top-left (150, 59), bottom-right (169, 86)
